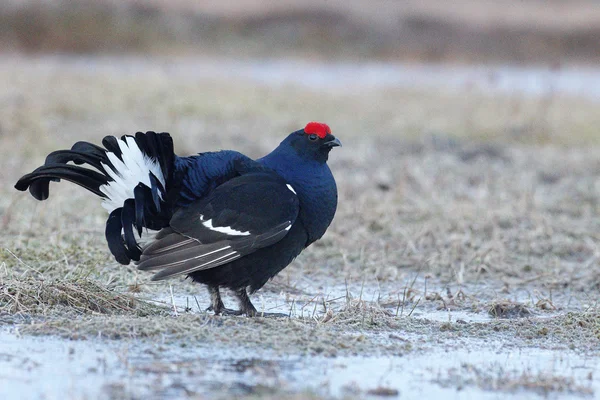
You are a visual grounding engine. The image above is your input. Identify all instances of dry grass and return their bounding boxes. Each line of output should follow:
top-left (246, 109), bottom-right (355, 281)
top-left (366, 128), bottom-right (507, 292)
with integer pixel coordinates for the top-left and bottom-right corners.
top-left (9, 295), bottom-right (599, 354)
top-left (0, 277), bottom-right (165, 316)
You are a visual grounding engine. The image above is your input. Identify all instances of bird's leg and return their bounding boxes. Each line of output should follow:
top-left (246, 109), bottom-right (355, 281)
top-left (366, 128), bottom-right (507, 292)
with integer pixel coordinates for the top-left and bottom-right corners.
top-left (206, 285), bottom-right (242, 316)
top-left (235, 288), bottom-right (288, 318)
top-left (206, 285), bottom-right (224, 313)
top-left (205, 286), bottom-right (240, 316)
top-left (235, 287), bottom-right (258, 317)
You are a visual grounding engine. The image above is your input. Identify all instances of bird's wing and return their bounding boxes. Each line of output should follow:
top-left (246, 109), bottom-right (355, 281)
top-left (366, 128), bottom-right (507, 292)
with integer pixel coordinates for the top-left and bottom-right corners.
top-left (136, 171), bottom-right (300, 280)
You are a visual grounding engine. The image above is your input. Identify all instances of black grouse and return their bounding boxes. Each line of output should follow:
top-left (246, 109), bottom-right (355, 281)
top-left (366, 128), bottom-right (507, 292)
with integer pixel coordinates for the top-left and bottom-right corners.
top-left (15, 123), bottom-right (340, 316)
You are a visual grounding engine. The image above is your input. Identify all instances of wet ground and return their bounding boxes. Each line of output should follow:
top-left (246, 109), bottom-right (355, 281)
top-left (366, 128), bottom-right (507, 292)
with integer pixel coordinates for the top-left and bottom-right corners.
top-left (2, 311), bottom-right (598, 399)
top-left (2, 275), bottom-right (598, 399)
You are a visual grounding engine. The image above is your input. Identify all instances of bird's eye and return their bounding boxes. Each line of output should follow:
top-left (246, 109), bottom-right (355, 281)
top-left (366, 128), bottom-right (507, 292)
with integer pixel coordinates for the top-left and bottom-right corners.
top-left (308, 134), bottom-right (318, 141)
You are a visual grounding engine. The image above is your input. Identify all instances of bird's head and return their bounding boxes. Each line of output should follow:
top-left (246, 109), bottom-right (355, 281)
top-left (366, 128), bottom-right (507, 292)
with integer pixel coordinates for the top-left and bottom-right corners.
top-left (283, 122), bottom-right (341, 164)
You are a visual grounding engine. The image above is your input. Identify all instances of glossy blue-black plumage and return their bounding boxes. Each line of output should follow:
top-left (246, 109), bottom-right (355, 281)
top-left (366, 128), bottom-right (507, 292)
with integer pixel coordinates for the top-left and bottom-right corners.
top-left (258, 132), bottom-right (338, 245)
top-left (168, 130), bottom-right (339, 294)
top-left (15, 125), bottom-right (340, 314)
top-left (174, 150), bottom-right (252, 206)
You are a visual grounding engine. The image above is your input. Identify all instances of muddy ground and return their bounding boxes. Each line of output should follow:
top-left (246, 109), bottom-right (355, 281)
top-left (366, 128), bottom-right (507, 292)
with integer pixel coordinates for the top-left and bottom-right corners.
top-left (0, 56), bottom-right (599, 399)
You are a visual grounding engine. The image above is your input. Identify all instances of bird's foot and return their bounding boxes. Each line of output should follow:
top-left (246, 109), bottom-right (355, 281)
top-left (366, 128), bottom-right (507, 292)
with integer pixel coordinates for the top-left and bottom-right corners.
top-left (206, 287), bottom-right (288, 317)
top-left (236, 302), bottom-right (288, 318)
top-left (207, 305), bottom-right (287, 318)
top-left (206, 286), bottom-right (238, 315)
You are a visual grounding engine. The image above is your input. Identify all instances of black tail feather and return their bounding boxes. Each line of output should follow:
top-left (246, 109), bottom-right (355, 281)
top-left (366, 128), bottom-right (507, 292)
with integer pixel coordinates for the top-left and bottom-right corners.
top-left (70, 141), bottom-right (115, 169)
top-left (122, 199), bottom-right (142, 261)
top-left (136, 131), bottom-right (175, 191)
top-left (16, 131), bottom-right (177, 266)
top-left (106, 208), bottom-right (130, 265)
top-left (15, 164), bottom-right (109, 200)
top-left (149, 173), bottom-right (163, 212)
top-left (101, 136), bottom-right (123, 161)
top-left (133, 184), bottom-right (146, 236)
top-left (44, 147), bottom-right (113, 172)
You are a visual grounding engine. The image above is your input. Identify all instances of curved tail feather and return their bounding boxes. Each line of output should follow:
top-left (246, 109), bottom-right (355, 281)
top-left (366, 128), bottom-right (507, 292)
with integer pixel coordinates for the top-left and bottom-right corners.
top-left (15, 132), bottom-right (176, 264)
top-left (15, 164), bottom-right (109, 200)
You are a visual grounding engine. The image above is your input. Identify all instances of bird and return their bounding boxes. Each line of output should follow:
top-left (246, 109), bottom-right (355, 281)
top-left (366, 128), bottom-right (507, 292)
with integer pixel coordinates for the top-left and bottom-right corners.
top-left (15, 122), bottom-right (341, 316)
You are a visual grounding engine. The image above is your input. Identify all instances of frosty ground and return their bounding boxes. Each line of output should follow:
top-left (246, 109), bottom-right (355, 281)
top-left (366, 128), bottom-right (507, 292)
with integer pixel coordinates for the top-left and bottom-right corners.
top-left (0, 56), bottom-right (599, 399)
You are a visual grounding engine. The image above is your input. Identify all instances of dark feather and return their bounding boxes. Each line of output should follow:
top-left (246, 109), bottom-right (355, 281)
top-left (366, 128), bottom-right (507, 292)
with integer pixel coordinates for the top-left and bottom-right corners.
top-left (232, 221), bottom-right (293, 251)
top-left (135, 172), bottom-right (299, 280)
top-left (15, 164), bottom-right (109, 200)
top-left (70, 141), bottom-right (116, 171)
top-left (137, 239), bottom-right (240, 278)
top-left (101, 136), bottom-right (123, 161)
top-left (16, 131), bottom-right (180, 266)
top-left (121, 199), bottom-right (141, 261)
top-left (43, 149), bottom-right (106, 171)
top-left (141, 131), bottom-right (175, 187)
top-left (141, 232), bottom-right (196, 256)
top-left (155, 227), bottom-right (175, 240)
top-left (133, 132), bottom-right (148, 158)
top-left (71, 140), bottom-right (108, 156)
top-left (156, 133), bottom-right (175, 180)
top-left (171, 172), bottom-right (299, 244)
top-left (149, 173), bottom-right (164, 211)
top-left (140, 220), bottom-right (295, 281)
top-left (133, 184), bottom-right (146, 236)
top-left (138, 239), bottom-right (230, 271)
top-left (150, 251), bottom-right (240, 281)
top-left (105, 208), bottom-right (130, 265)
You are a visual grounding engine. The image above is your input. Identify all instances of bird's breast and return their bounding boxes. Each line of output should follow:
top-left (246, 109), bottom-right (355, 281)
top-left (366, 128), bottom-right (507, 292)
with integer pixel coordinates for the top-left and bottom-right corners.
top-left (293, 176), bottom-right (337, 244)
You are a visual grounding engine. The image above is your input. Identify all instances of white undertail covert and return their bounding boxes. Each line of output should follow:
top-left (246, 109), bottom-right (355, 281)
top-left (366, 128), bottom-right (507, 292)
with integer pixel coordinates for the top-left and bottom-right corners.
top-left (99, 137), bottom-right (165, 212)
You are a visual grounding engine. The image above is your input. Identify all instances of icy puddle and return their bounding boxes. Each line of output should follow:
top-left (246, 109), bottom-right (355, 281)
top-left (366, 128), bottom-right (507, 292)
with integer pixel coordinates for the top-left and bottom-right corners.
top-left (1, 327), bottom-right (597, 400)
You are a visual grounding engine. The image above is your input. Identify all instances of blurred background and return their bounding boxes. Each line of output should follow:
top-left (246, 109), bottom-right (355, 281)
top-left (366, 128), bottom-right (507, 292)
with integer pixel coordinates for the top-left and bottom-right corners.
top-left (1, 0), bottom-right (599, 149)
top-left (2, 0), bottom-right (600, 64)
top-left (1, 0), bottom-right (599, 180)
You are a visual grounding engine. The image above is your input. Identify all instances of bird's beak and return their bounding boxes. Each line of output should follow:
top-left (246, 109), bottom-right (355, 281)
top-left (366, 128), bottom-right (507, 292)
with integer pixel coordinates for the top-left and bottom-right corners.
top-left (323, 135), bottom-right (342, 148)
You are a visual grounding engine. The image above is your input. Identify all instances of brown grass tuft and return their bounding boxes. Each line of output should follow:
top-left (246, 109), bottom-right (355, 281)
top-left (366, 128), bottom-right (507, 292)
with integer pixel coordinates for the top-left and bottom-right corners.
top-left (488, 300), bottom-right (532, 319)
top-left (0, 278), bottom-right (165, 316)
